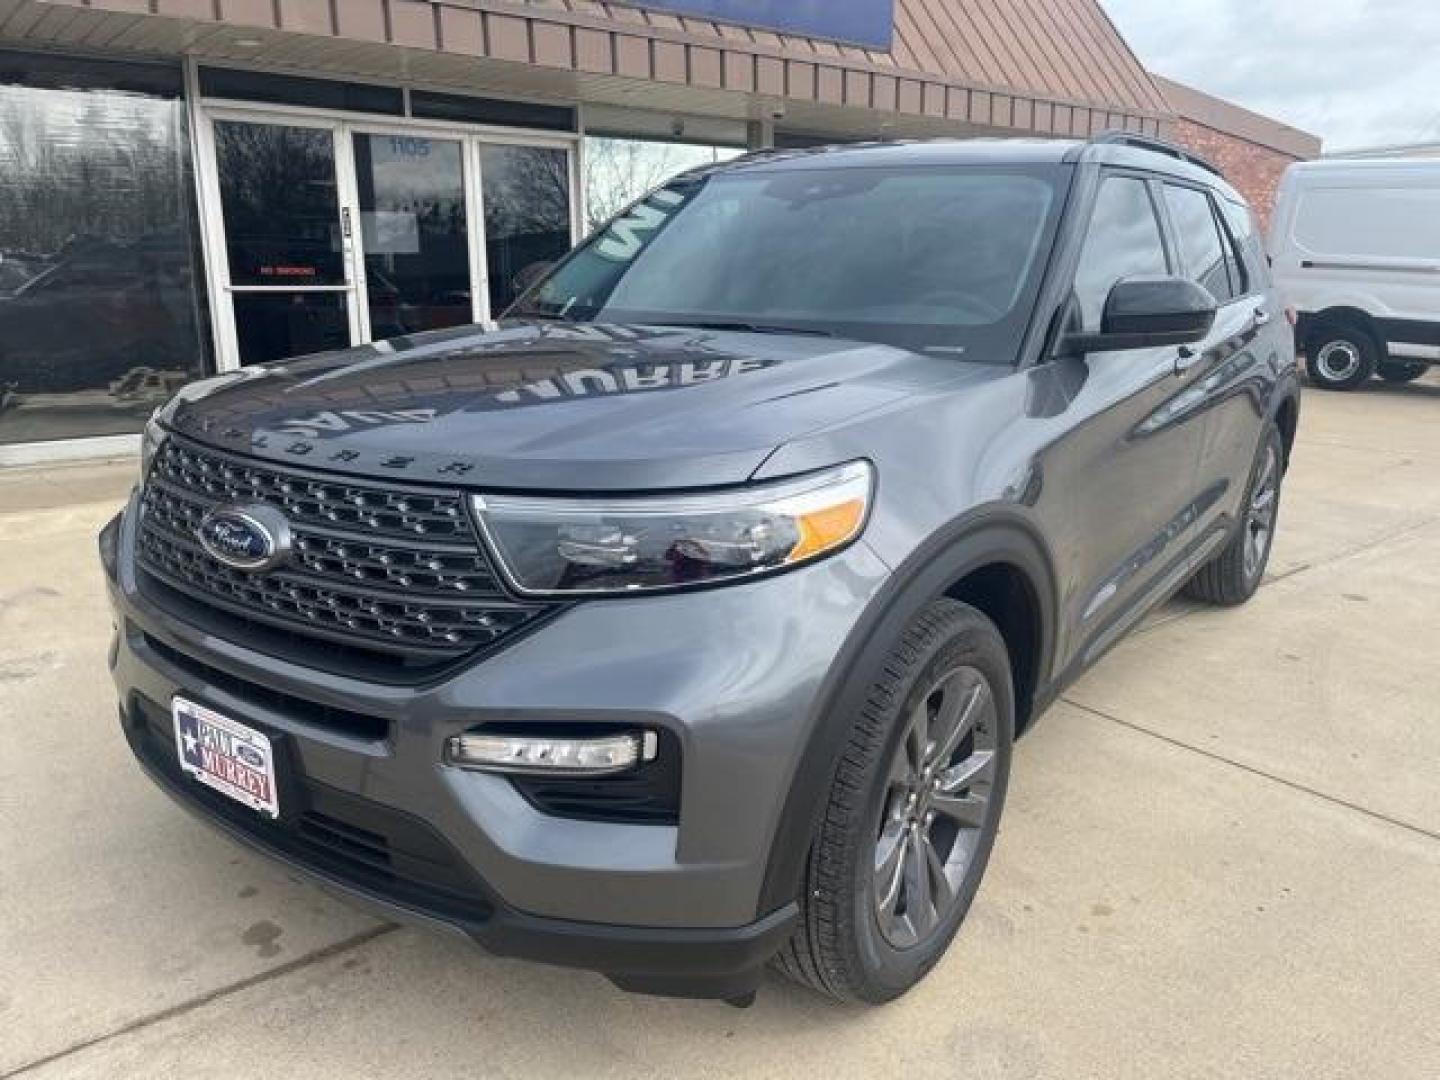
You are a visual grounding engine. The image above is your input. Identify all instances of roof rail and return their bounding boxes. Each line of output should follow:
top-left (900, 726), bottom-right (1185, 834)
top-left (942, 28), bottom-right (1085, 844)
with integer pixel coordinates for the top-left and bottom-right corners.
top-left (1089, 130), bottom-right (1225, 179)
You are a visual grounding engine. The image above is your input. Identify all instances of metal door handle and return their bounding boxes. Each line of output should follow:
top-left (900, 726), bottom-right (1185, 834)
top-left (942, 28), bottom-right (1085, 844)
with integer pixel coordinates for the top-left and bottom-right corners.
top-left (1253, 307), bottom-right (1272, 327)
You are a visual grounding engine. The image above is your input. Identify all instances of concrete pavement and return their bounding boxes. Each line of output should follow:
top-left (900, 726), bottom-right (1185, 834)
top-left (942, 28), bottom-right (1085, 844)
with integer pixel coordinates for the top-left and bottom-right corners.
top-left (2, 375), bottom-right (1438, 1078)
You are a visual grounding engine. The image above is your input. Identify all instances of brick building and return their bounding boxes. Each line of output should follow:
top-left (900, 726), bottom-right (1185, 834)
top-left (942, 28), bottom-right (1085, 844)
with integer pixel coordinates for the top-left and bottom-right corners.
top-left (1155, 74), bottom-right (1322, 227)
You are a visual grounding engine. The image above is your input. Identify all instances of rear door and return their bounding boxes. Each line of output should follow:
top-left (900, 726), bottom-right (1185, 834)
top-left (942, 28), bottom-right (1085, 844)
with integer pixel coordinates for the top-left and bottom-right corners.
top-left (1158, 182), bottom-right (1275, 546)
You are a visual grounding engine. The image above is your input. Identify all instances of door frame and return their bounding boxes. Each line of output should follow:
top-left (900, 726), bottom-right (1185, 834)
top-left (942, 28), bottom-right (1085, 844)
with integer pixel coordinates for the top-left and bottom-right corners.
top-left (189, 78), bottom-right (581, 373)
top-left (193, 106), bottom-right (365, 371)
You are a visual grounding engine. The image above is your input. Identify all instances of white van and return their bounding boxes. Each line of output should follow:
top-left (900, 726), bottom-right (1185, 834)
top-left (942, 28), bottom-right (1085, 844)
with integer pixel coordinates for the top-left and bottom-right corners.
top-left (1270, 158), bottom-right (1440, 389)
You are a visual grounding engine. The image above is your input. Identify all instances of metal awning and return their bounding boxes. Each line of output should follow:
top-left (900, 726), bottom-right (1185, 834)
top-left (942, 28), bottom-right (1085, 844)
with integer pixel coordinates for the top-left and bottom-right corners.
top-left (5, 0), bottom-right (1172, 137)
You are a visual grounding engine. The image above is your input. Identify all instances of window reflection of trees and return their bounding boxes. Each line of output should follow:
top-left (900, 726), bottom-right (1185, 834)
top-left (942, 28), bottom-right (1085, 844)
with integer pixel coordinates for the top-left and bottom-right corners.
top-left (0, 79), bottom-right (206, 444)
top-left (583, 137), bottom-right (742, 233)
top-left (215, 122), bottom-right (343, 285)
top-left (479, 145), bottom-right (573, 313)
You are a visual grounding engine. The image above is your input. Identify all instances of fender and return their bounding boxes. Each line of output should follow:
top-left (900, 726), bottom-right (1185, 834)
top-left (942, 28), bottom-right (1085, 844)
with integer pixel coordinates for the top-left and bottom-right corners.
top-left (755, 507), bottom-right (1060, 917)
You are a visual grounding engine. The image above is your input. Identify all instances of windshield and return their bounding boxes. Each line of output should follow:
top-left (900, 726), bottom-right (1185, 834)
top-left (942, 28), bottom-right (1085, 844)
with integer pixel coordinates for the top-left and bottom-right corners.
top-left (510, 163), bottom-right (1065, 360)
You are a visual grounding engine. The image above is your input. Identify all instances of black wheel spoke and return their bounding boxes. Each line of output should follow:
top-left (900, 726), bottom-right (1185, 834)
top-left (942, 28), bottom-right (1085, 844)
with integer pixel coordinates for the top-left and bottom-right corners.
top-left (929, 676), bottom-right (985, 770)
top-left (922, 834), bottom-right (954, 911)
top-left (937, 748), bottom-right (995, 793)
top-left (873, 824), bottom-right (908, 926)
top-left (905, 704), bottom-right (929, 777)
top-left (888, 740), bottom-right (915, 791)
top-left (930, 790), bottom-right (988, 829)
top-left (902, 828), bottom-right (933, 935)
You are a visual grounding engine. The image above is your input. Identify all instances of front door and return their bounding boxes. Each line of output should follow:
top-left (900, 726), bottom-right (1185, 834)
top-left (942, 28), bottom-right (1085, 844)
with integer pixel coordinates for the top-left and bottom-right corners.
top-left (1045, 172), bottom-right (1213, 667)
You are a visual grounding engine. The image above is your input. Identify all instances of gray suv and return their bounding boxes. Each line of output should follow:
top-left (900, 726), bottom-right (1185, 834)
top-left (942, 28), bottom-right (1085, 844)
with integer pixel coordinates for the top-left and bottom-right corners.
top-left (101, 134), bottom-right (1300, 1005)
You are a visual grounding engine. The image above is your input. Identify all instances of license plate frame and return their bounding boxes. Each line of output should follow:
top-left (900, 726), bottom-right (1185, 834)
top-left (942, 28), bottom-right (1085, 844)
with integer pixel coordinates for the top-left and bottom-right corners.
top-left (172, 697), bottom-right (281, 819)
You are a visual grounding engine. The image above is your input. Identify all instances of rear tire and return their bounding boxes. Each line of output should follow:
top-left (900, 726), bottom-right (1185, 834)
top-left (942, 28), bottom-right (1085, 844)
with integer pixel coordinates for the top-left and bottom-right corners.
top-left (1305, 324), bottom-right (1377, 390)
top-left (1185, 424), bottom-right (1284, 606)
top-left (1378, 360), bottom-right (1428, 384)
top-left (772, 598), bottom-right (1013, 1004)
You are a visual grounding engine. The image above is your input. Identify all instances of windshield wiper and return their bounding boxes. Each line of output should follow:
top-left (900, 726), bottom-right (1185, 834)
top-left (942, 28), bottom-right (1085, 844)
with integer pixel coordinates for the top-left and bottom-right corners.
top-left (657, 320), bottom-right (833, 338)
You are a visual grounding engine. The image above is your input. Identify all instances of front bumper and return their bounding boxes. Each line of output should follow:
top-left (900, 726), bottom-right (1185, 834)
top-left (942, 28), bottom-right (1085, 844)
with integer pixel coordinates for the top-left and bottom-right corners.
top-left (101, 496), bottom-right (890, 995)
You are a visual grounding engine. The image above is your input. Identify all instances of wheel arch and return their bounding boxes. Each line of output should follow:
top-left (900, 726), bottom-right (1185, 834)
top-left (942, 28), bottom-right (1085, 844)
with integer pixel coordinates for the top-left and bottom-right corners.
top-left (1272, 387), bottom-right (1300, 469)
top-left (755, 510), bottom-right (1059, 917)
top-left (1304, 305), bottom-right (1384, 351)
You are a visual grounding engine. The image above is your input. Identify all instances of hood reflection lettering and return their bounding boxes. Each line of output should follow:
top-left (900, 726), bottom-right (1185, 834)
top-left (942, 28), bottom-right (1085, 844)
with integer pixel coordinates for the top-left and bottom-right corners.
top-left (271, 355), bottom-right (774, 440)
top-left (494, 356), bottom-right (770, 406)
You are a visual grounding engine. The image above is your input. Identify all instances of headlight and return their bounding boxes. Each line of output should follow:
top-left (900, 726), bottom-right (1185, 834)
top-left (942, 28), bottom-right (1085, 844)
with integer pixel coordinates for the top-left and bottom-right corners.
top-left (140, 413), bottom-right (168, 483)
top-left (471, 461), bottom-right (873, 596)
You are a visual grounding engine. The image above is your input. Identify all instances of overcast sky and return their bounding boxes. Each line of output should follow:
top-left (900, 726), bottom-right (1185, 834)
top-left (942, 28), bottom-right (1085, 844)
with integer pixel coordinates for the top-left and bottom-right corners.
top-left (1101, 0), bottom-right (1440, 151)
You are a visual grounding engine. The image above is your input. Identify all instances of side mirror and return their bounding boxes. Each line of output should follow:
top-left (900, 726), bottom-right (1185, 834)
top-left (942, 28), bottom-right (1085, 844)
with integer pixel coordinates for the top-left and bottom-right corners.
top-left (1061, 276), bottom-right (1217, 355)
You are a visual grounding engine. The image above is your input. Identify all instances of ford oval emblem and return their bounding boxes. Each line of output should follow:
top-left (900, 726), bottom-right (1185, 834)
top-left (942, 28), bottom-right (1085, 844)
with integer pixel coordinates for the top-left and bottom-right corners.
top-left (235, 745), bottom-right (265, 768)
top-left (197, 505), bottom-right (292, 572)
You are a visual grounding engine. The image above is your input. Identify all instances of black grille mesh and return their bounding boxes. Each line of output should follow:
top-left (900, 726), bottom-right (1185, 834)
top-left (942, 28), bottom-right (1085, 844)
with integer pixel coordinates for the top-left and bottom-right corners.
top-left (138, 437), bottom-right (544, 661)
top-left (150, 439), bottom-right (472, 542)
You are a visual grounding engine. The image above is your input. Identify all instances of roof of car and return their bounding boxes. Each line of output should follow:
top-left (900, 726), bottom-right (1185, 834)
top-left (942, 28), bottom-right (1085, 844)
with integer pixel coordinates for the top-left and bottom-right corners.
top-left (700, 135), bottom-right (1246, 204)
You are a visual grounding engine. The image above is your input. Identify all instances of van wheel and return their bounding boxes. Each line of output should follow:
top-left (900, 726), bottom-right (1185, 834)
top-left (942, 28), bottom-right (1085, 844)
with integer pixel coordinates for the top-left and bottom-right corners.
top-left (772, 599), bottom-right (1013, 1004)
top-left (1305, 325), bottom-right (1377, 390)
top-left (1185, 424), bottom-right (1284, 606)
top-left (1378, 360), bottom-right (1428, 384)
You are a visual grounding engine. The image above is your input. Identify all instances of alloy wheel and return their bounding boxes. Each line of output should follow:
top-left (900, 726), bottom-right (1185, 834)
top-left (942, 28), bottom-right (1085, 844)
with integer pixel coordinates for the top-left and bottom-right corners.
top-left (1244, 443), bottom-right (1279, 581)
top-left (872, 665), bottom-right (998, 950)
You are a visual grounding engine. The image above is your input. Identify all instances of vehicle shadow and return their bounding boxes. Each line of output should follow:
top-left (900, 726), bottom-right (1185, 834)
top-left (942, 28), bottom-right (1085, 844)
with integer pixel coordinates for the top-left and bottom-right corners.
top-left (1318, 374), bottom-right (1440, 400)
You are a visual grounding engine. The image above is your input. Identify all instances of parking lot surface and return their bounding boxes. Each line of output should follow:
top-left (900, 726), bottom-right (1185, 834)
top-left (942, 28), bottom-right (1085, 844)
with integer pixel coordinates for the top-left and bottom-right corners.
top-left (3, 375), bottom-right (1439, 1079)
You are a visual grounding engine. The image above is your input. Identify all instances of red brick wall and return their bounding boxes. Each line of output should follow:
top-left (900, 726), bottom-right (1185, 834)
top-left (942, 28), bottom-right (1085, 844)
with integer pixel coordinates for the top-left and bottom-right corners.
top-left (1170, 117), bottom-right (1302, 228)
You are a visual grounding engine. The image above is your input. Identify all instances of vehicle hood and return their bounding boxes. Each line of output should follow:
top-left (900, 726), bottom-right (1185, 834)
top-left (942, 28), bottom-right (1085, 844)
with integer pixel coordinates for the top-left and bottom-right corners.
top-left (164, 322), bottom-right (985, 491)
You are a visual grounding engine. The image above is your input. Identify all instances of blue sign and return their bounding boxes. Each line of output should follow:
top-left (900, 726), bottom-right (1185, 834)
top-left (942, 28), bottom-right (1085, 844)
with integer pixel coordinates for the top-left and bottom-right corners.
top-left (634, 1), bottom-right (894, 51)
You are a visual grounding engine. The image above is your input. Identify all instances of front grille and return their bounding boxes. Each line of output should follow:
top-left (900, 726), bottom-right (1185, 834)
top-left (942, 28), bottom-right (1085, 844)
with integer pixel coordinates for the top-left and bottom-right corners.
top-left (138, 436), bottom-right (547, 666)
top-left (151, 439), bottom-right (472, 542)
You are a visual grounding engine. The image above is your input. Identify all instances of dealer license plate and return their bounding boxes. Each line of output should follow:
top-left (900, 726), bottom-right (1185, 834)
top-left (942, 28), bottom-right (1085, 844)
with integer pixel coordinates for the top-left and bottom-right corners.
top-left (173, 697), bottom-right (280, 819)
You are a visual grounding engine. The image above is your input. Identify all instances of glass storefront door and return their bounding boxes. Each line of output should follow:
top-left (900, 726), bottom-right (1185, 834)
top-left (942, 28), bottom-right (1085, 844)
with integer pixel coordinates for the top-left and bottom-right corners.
top-left (210, 117), bottom-right (359, 366)
top-left (352, 132), bottom-right (473, 339)
top-left (202, 108), bottom-right (575, 370)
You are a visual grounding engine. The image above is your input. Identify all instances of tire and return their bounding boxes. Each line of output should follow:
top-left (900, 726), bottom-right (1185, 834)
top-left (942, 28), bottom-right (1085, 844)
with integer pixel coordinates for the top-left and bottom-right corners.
top-left (772, 598), bottom-right (1014, 1004)
top-left (1378, 360), bottom-right (1428, 384)
top-left (1185, 424), bottom-right (1284, 606)
top-left (1304, 324), bottom-right (1377, 390)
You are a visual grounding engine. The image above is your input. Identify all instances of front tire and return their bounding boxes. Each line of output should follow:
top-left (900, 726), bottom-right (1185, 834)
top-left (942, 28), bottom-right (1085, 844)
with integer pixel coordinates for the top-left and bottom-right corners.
top-left (1185, 424), bottom-right (1284, 606)
top-left (773, 599), bottom-right (1013, 1003)
top-left (1305, 324), bottom-right (1377, 390)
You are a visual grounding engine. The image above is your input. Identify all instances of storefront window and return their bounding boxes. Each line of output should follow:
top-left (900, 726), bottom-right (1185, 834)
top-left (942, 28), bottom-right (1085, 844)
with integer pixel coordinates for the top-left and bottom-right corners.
top-left (0, 52), bottom-right (208, 445)
top-left (583, 136), bottom-right (743, 234)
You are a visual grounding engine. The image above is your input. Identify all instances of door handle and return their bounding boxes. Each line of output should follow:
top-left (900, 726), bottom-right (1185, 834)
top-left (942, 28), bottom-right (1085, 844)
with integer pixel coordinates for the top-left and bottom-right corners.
top-left (1175, 344), bottom-right (1200, 373)
top-left (1253, 307), bottom-right (1272, 327)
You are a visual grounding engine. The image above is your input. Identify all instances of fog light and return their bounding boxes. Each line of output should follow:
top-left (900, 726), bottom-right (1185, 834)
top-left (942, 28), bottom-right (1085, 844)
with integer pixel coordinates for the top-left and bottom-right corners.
top-left (446, 730), bottom-right (658, 776)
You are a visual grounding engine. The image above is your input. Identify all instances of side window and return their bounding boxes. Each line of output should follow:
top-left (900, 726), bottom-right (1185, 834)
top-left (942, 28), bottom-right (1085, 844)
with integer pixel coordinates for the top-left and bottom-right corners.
top-left (1164, 184), bottom-right (1237, 302)
top-left (1072, 176), bottom-right (1169, 331)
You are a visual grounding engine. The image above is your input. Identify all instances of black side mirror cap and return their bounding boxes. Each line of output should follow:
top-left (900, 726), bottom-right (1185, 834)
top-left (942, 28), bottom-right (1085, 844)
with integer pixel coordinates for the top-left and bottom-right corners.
top-left (1061, 276), bottom-right (1217, 355)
